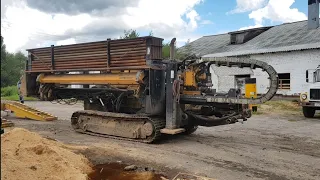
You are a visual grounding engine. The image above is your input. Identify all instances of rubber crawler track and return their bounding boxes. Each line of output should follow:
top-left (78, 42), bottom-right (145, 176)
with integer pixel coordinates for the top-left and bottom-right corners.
top-left (71, 110), bottom-right (165, 143)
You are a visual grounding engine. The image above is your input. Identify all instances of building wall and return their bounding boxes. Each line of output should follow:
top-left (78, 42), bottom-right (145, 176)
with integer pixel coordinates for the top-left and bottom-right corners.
top-left (211, 66), bottom-right (253, 92)
top-left (250, 49), bottom-right (320, 96)
top-left (210, 49), bottom-right (320, 95)
top-left (210, 68), bottom-right (219, 91)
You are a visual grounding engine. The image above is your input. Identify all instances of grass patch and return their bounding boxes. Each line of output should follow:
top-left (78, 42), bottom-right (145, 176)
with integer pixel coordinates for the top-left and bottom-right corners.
top-left (1, 86), bottom-right (38, 101)
top-left (1, 86), bottom-right (18, 97)
top-left (255, 100), bottom-right (302, 116)
top-left (252, 111), bottom-right (264, 115)
top-left (262, 100), bottom-right (301, 111)
top-left (1, 95), bottom-right (38, 101)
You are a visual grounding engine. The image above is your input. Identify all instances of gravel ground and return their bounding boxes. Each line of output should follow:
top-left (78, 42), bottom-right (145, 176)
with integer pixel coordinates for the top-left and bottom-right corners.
top-left (2, 101), bottom-right (320, 180)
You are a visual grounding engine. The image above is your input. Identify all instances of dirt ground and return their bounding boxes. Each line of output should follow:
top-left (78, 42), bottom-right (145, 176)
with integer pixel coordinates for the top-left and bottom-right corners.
top-left (2, 101), bottom-right (320, 180)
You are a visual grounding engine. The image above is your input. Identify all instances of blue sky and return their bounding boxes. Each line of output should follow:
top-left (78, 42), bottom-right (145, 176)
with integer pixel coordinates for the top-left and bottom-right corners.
top-left (188, 0), bottom-right (308, 36)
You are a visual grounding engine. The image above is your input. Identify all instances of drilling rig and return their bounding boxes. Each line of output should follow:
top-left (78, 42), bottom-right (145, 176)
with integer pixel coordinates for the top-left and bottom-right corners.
top-left (23, 36), bottom-right (278, 143)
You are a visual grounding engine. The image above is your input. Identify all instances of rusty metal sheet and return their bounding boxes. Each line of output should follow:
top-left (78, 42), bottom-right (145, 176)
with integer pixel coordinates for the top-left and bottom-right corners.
top-left (27, 36), bottom-right (163, 72)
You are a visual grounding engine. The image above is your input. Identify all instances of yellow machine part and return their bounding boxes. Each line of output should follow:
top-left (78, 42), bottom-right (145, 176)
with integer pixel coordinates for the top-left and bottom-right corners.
top-left (184, 70), bottom-right (197, 87)
top-left (1, 101), bottom-right (57, 121)
top-left (37, 72), bottom-right (143, 85)
top-left (245, 84), bottom-right (257, 98)
top-left (245, 79), bottom-right (258, 111)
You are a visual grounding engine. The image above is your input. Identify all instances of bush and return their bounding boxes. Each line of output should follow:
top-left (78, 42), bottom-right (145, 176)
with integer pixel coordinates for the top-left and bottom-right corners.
top-left (1, 86), bottom-right (18, 97)
top-left (1, 86), bottom-right (38, 101)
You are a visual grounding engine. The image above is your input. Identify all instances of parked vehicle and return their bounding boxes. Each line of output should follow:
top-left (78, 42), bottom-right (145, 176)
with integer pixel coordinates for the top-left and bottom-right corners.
top-left (300, 65), bottom-right (320, 118)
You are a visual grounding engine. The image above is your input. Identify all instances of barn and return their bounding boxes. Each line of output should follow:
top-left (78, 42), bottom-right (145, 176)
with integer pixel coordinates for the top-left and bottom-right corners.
top-left (179, 20), bottom-right (320, 96)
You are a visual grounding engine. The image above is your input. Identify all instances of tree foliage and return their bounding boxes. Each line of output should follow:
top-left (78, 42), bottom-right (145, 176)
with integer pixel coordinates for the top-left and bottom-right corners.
top-left (162, 39), bottom-right (191, 60)
top-left (1, 36), bottom-right (27, 87)
top-left (119, 29), bottom-right (154, 39)
top-left (161, 42), bottom-right (188, 60)
top-left (162, 43), bottom-right (171, 59)
top-left (120, 29), bottom-right (140, 39)
top-left (1, 36), bottom-right (6, 65)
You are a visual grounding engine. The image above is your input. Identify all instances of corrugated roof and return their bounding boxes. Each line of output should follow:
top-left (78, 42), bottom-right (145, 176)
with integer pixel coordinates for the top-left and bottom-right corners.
top-left (179, 34), bottom-right (230, 57)
top-left (179, 21), bottom-right (320, 57)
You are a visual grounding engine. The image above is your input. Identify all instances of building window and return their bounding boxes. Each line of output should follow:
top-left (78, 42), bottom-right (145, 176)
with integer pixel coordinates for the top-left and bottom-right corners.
top-left (278, 73), bottom-right (290, 90)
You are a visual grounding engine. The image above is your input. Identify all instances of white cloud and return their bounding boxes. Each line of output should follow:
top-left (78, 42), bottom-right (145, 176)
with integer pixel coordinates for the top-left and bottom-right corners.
top-left (249, 0), bottom-right (307, 25)
top-left (239, 24), bottom-right (262, 30)
top-left (200, 20), bottom-right (213, 25)
top-left (186, 10), bottom-right (200, 30)
top-left (124, 0), bottom-right (203, 36)
top-left (239, 0), bottom-right (307, 30)
top-left (1, 0), bottom-right (203, 52)
top-left (229, 0), bottom-right (268, 14)
top-left (57, 38), bottom-right (76, 46)
top-left (1, 1), bottom-right (93, 52)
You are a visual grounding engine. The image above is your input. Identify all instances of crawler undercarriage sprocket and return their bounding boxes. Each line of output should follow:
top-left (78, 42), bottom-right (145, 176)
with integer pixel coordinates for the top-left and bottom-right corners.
top-left (71, 110), bottom-right (165, 143)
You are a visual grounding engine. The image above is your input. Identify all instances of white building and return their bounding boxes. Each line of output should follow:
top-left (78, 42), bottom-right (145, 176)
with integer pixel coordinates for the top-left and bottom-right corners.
top-left (179, 21), bottom-right (320, 96)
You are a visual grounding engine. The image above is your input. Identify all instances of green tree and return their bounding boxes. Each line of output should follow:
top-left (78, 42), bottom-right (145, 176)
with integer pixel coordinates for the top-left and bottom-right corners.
top-left (162, 42), bottom-right (187, 60)
top-left (1, 36), bottom-right (5, 64)
top-left (162, 39), bottom-right (190, 60)
top-left (162, 43), bottom-right (170, 59)
top-left (1, 36), bottom-right (9, 87)
top-left (120, 29), bottom-right (140, 39)
top-left (1, 37), bottom-right (27, 87)
top-left (149, 30), bottom-right (154, 36)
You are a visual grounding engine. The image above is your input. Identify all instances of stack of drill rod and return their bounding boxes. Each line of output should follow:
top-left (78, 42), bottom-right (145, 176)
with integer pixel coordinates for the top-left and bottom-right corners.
top-left (26, 37), bottom-right (163, 72)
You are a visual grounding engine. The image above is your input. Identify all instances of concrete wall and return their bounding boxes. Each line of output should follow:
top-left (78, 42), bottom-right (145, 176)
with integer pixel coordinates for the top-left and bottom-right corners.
top-left (211, 66), bottom-right (253, 92)
top-left (210, 49), bottom-right (320, 95)
top-left (210, 68), bottom-right (219, 91)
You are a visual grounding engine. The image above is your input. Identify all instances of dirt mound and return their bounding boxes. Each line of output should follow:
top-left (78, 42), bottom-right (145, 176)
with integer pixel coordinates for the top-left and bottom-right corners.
top-left (1, 128), bottom-right (92, 180)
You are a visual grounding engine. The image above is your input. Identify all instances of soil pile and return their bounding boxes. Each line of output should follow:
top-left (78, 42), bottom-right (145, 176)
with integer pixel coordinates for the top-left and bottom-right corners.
top-left (1, 128), bottom-right (92, 180)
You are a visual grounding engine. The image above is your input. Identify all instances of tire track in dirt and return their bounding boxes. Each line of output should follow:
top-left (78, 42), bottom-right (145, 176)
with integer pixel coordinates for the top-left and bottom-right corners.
top-left (157, 133), bottom-right (320, 179)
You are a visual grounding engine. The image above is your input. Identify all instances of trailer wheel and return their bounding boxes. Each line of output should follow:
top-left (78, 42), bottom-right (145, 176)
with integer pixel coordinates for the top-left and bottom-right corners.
top-left (39, 91), bottom-right (45, 101)
top-left (303, 107), bottom-right (315, 118)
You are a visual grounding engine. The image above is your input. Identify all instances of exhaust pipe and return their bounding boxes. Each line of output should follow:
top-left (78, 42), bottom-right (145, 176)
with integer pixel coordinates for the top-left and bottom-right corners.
top-left (170, 38), bottom-right (176, 60)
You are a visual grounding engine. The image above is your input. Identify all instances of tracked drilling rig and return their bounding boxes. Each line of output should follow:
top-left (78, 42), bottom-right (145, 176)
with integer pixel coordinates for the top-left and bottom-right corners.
top-left (23, 36), bottom-right (278, 143)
